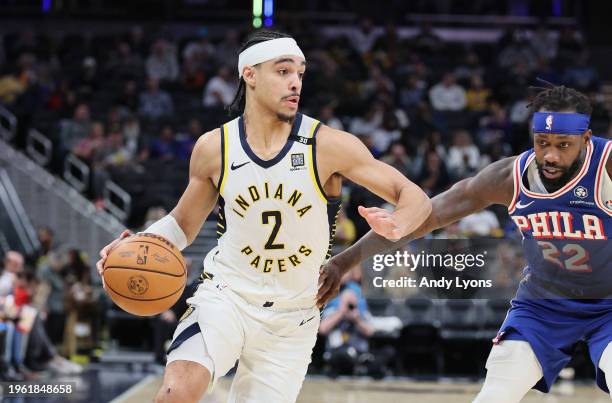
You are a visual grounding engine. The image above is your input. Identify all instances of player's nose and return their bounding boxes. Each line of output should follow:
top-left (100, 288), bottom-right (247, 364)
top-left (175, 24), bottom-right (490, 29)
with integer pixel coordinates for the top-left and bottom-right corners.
top-left (289, 73), bottom-right (301, 93)
top-left (543, 149), bottom-right (561, 165)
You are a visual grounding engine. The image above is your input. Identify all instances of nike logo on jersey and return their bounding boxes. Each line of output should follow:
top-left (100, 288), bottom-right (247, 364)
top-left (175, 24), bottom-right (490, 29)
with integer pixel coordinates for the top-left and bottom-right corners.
top-left (299, 316), bottom-right (315, 326)
top-left (515, 200), bottom-right (535, 209)
top-left (231, 161), bottom-right (250, 170)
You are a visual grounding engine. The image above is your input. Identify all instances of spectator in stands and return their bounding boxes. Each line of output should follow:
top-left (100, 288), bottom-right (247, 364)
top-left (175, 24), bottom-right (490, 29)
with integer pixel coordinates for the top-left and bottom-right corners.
top-left (146, 124), bottom-right (185, 161)
top-left (127, 25), bottom-right (149, 58)
top-left (454, 51), bottom-right (485, 82)
top-left (38, 251), bottom-right (66, 346)
top-left (347, 18), bottom-right (380, 55)
top-left (214, 30), bottom-right (240, 69)
top-left (557, 26), bottom-right (584, 63)
top-left (138, 77), bottom-right (174, 120)
top-left (417, 150), bottom-right (451, 196)
top-left (115, 79), bottom-right (140, 113)
top-left (145, 39), bottom-right (179, 83)
top-left (74, 57), bottom-right (99, 98)
top-left (361, 65), bottom-right (395, 100)
top-left (413, 22), bottom-right (443, 54)
top-left (176, 118), bottom-right (202, 156)
top-left (465, 75), bottom-right (490, 114)
top-left (478, 102), bottom-right (512, 146)
top-left (59, 102), bottom-right (91, 151)
top-left (446, 130), bottom-right (481, 180)
top-left (562, 51), bottom-right (600, 93)
top-left (530, 26), bottom-right (558, 61)
top-left (28, 227), bottom-right (57, 270)
top-left (458, 209), bottom-right (502, 237)
top-left (382, 142), bottom-right (414, 178)
top-left (122, 115), bottom-right (147, 161)
top-left (349, 101), bottom-right (383, 139)
top-left (73, 121), bottom-right (105, 163)
top-left (319, 103), bottom-right (343, 131)
top-left (429, 73), bottom-right (466, 112)
top-left (63, 249), bottom-right (101, 355)
top-left (497, 37), bottom-right (536, 73)
top-left (0, 67), bottom-right (27, 105)
top-left (399, 75), bottom-right (426, 111)
top-left (106, 41), bottom-right (145, 81)
top-left (0, 251), bottom-right (23, 297)
top-left (319, 265), bottom-right (374, 376)
top-left (370, 112), bottom-right (401, 154)
top-left (182, 32), bottom-right (215, 69)
top-left (202, 66), bottom-right (237, 108)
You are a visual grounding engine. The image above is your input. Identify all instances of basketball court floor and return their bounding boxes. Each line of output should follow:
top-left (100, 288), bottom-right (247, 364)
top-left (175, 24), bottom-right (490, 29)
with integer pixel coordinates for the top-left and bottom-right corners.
top-left (112, 375), bottom-right (608, 403)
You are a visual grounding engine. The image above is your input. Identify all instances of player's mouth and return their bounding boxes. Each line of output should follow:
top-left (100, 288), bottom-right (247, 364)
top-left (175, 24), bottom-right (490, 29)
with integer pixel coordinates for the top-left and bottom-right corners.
top-left (283, 96), bottom-right (299, 109)
top-left (542, 166), bottom-right (563, 179)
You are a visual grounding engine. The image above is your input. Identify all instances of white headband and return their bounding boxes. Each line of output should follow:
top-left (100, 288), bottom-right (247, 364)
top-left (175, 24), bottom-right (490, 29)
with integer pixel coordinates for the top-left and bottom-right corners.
top-left (237, 38), bottom-right (305, 78)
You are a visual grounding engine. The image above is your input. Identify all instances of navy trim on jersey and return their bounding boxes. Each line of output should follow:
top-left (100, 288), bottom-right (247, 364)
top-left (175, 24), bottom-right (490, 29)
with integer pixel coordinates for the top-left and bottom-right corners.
top-left (326, 199), bottom-right (342, 260)
top-left (216, 125), bottom-right (225, 190)
top-left (311, 122), bottom-right (341, 203)
top-left (238, 113), bottom-right (302, 168)
top-left (217, 196), bottom-right (226, 239)
top-left (166, 322), bottom-right (201, 355)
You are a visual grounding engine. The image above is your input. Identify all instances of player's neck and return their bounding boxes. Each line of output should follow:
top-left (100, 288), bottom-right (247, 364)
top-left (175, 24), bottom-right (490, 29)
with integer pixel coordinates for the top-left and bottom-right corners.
top-left (243, 102), bottom-right (293, 151)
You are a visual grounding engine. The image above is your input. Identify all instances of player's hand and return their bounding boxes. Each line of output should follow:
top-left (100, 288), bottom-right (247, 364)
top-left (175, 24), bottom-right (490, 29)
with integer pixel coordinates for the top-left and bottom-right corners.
top-left (96, 230), bottom-right (133, 286)
top-left (358, 205), bottom-right (404, 241)
top-left (317, 258), bottom-right (347, 308)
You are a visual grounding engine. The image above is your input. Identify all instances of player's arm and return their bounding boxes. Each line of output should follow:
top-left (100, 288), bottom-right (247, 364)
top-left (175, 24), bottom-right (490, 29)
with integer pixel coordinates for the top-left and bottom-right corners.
top-left (95, 130), bottom-right (221, 276)
top-left (317, 126), bottom-right (432, 240)
top-left (317, 156), bottom-right (516, 306)
top-left (167, 130), bottom-right (221, 244)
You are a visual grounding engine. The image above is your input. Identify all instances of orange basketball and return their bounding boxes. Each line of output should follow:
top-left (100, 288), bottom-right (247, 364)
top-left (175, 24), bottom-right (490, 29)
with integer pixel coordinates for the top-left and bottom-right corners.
top-left (103, 233), bottom-right (186, 316)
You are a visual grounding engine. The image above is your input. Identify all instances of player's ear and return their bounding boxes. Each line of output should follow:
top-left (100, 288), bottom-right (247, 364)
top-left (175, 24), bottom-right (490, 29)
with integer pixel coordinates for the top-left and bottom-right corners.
top-left (243, 66), bottom-right (256, 88)
top-left (583, 129), bottom-right (592, 145)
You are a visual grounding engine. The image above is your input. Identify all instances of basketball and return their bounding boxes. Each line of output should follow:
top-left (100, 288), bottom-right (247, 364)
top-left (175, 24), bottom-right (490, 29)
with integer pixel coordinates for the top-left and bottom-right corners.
top-left (103, 233), bottom-right (187, 317)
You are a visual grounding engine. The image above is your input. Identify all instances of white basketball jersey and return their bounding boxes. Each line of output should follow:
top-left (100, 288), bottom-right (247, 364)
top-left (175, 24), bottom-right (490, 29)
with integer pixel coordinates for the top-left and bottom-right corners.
top-left (204, 113), bottom-right (340, 305)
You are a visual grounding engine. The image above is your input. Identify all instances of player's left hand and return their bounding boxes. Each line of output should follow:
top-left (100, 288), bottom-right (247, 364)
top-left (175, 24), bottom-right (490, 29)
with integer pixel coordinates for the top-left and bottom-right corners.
top-left (358, 206), bottom-right (404, 241)
top-left (317, 258), bottom-right (345, 308)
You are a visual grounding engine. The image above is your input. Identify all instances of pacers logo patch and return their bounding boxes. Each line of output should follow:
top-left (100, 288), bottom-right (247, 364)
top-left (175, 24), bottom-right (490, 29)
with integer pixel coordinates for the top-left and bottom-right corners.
top-left (179, 306), bottom-right (195, 322)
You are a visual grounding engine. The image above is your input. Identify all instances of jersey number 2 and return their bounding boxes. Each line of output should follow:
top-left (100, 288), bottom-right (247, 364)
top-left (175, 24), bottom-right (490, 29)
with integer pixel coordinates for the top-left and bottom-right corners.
top-left (262, 211), bottom-right (284, 250)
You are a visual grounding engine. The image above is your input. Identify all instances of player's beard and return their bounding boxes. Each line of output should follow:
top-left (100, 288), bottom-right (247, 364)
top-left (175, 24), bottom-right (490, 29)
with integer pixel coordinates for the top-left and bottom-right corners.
top-left (276, 112), bottom-right (296, 124)
top-left (536, 154), bottom-right (584, 193)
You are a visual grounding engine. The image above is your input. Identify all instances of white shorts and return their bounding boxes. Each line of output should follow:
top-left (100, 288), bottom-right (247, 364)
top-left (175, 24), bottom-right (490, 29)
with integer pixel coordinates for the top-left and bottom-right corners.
top-left (166, 276), bottom-right (320, 403)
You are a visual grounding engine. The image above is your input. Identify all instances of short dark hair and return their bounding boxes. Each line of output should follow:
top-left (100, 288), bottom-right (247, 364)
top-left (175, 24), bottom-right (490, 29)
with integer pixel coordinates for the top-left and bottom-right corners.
top-left (226, 30), bottom-right (294, 117)
top-left (529, 84), bottom-right (592, 116)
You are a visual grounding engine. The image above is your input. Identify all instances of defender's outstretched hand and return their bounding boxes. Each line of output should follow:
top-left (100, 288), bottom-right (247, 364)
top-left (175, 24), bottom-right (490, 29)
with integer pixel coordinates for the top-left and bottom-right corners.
top-left (317, 258), bottom-right (347, 308)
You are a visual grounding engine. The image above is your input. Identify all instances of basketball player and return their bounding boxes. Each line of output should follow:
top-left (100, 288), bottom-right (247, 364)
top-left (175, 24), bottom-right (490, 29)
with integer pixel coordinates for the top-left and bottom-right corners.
top-left (318, 85), bottom-right (612, 402)
top-left (96, 30), bottom-right (431, 402)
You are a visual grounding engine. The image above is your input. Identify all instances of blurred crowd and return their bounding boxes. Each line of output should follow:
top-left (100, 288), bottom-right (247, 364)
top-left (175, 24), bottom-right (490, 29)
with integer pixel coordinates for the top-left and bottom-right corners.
top-left (0, 22), bottom-right (610, 231)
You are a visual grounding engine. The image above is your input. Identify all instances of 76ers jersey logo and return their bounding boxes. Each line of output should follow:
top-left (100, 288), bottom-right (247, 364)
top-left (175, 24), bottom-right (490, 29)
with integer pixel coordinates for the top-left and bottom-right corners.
top-left (574, 186), bottom-right (588, 198)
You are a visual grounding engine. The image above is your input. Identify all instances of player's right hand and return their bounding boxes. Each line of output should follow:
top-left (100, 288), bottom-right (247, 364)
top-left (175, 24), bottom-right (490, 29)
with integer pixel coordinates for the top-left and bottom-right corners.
top-left (96, 230), bottom-right (133, 283)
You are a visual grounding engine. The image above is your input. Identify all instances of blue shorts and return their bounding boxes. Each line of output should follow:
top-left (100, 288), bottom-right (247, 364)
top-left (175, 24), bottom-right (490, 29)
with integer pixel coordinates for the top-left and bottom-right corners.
top-left (496, 297), bottom-right (612, 393)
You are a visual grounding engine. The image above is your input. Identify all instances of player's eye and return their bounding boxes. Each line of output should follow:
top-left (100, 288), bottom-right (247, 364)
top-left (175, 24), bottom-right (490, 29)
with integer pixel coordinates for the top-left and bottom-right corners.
top-left (537, 140), bottom-right (548, 147)
top-left (298, 72), bottom-right (305, 80)
top-left (559, 142), bottom-right (570, 148)
top-left (278, 69), bottom-right (287, 76)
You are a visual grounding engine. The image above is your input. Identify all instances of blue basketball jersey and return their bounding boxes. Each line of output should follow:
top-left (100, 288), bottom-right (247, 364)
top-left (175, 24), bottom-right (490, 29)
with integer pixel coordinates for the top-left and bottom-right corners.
top-left (508, 135), bottom-right (612, 301)
top-left (500, 136), bottom-right (612, 393)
